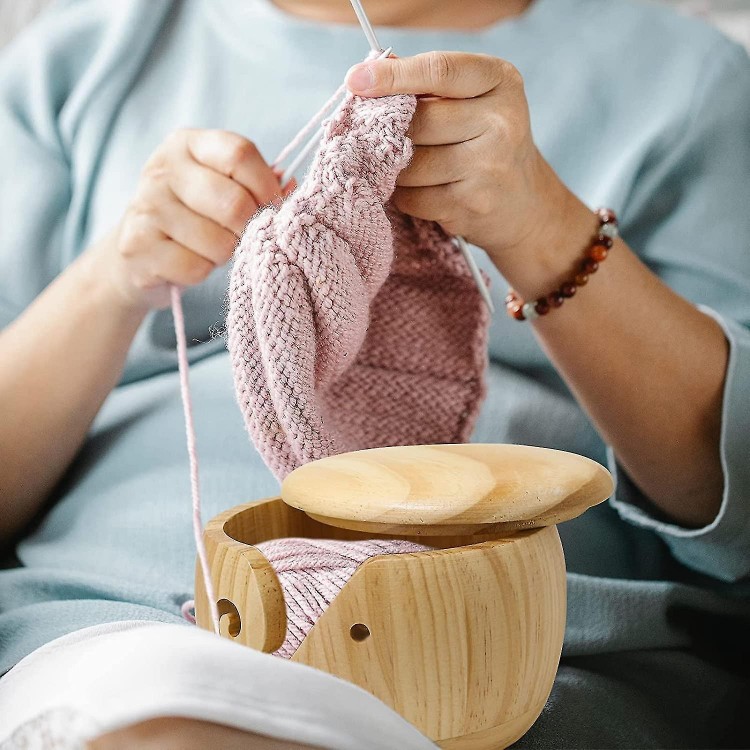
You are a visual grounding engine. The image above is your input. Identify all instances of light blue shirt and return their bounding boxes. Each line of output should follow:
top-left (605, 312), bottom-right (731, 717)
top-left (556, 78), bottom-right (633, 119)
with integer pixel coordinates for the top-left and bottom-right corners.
top-left (1, 0), bottom-right (749, 677)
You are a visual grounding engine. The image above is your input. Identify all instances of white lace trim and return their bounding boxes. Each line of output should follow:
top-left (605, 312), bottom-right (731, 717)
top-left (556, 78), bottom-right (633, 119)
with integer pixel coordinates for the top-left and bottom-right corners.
top-left (0, 707), bottom-right (98, 750)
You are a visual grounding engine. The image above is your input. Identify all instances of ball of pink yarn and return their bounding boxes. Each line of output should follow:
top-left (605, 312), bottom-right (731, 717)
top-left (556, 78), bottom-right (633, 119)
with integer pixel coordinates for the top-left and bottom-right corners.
top-left (256, 537), bottom-right (430, 659)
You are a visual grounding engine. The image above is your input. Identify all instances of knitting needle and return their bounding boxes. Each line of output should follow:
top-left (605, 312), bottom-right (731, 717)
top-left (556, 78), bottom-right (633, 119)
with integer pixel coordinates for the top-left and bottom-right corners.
top-left (349, 0), bottom-right (383, 53)
top-left (279, 46), bottom-right (392, 187)
top-left (347, 0), bottom-right (495, 313)
top-left (455, 236), bottom-right (495, 313)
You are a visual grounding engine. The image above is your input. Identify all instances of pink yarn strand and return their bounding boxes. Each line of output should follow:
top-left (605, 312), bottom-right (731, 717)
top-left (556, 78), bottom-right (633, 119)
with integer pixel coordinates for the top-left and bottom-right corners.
top-left (272, 82), bottom-right (347, 171)
top-left (171, 285), bottom-right (221, 635)
top-left (271, 50), bottom-right (389, 173)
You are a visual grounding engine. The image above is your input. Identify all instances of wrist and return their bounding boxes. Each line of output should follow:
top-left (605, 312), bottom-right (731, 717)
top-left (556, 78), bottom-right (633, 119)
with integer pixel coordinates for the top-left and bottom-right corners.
top-left (506, 205), bottom-right (619, 322)
top-left (77, 231), bottom-right (151, 324)
top-left (487, 163), bottom-right (599, 301)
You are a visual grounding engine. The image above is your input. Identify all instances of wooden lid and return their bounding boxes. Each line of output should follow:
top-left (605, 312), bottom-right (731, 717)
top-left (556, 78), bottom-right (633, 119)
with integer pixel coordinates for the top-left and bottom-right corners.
top-left (281, 444), bottom-right (614, 535)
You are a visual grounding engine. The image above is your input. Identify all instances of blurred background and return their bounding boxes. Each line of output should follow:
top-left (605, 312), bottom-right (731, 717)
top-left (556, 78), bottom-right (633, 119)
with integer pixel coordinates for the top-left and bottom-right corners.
top-left (1, 0), bottom-right (749, 51)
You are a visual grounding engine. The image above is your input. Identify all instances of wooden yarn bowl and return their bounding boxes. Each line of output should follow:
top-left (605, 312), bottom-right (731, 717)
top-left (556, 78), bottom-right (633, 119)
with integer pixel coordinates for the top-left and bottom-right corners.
top-left (195, 444), bottom-right (613, 749)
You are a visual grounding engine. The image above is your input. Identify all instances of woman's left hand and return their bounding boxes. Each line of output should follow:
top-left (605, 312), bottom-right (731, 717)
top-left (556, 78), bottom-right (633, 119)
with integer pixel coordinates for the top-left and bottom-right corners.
top-left (346, 51), bottom-right (729, 531)
top-left (345, 51), bottom-right (572, 263)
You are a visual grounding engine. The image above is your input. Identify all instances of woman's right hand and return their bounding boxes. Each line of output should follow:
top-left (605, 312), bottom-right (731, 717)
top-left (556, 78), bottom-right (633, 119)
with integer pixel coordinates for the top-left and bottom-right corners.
top-left (95, 129), bottom-right (289, 311)
top-left (0, 130), bottom-right (291, 536)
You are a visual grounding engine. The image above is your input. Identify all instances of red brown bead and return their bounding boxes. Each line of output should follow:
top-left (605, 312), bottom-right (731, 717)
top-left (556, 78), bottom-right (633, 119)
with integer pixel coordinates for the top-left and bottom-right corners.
top-left (534, 297), bottom-right (551, 316)
top-left (506, 302), bottom-right (525, 320)
top-left (595, 235), bottom-right (614, 249)
top-left (596, 208), bottom-right (617, 225)
top-left (587, 245), bottom-right (608, 262)
top-left (560, 282), bottom-right (577, 298)
top-left (574, 272), bottom-right (589, 287)
top-left (581, 258), bottom-right (599, 274)
top-left (547, 291), bottom-right (565, 308)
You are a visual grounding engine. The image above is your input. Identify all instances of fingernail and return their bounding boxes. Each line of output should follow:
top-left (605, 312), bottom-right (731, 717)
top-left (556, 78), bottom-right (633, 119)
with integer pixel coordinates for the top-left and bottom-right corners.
top-left (346, 63), bottom-right (375, 93)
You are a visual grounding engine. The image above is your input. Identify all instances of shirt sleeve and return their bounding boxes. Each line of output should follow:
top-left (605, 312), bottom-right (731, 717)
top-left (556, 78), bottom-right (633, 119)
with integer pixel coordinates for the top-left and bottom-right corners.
top-left (0, 5), bottom-right (75, 328)
top-left (607, 37), bottom-right (750, 583)
top-left (0, 0), bottom-right (170, 329)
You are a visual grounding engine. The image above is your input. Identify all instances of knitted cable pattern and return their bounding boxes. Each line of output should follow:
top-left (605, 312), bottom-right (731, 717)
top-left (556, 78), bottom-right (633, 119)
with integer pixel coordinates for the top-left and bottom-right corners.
top-left (228, 92), bottom-right (490, 480)
top-left (256, 537), bottom-right (430, 659)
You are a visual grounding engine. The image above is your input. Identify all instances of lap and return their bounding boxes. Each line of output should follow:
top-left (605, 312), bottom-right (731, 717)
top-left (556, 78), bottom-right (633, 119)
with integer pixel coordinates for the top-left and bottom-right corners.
top-left (2, 621), bottom-right (747, 750)
top-left (513, 650), bottom-right (750, 749)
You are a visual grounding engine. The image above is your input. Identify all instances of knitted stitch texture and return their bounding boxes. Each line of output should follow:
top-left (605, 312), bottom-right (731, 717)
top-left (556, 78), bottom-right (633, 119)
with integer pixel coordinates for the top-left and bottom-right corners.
top-left (255, 537), bottom-right (430, 659)
top-left (228, 93), bottom-right (490, 480)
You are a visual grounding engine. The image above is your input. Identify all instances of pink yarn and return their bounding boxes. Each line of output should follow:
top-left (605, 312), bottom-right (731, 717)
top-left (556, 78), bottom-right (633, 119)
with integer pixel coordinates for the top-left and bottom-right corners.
top-left (256, 538), bottom-right (430, 658)
top-left (171, 286), bottom-right (220, 635)
top-left (228, 92), bottom-right (490, 480)
top-left (272, 81), bottom-right (347, 173)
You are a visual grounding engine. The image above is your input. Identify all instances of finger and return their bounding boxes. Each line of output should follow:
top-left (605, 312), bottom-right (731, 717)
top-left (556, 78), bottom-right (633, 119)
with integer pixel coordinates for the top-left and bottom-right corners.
top-left (138, 186), bottom-right (238, 266)
top-left (396, 144), bottom-right (468, 188)
top-left (185, 130), bottom-right (282, 206)
top-left (408, 97), bottom-right (485, 146)
top-left (345, 51), bottom-right (518, 99)
top-left (148, 238), bottom-right (216, 288)
top-left (167, 157), bottom-right (259, 235)
top-left (391, 184), bottom-right (458, 226)
top-left (124, 224), bottom-right (217, 290)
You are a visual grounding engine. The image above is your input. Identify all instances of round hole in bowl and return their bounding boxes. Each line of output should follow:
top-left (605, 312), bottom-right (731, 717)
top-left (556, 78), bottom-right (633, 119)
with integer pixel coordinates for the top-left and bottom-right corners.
top-left (350, 623), bottom-right (370, 642)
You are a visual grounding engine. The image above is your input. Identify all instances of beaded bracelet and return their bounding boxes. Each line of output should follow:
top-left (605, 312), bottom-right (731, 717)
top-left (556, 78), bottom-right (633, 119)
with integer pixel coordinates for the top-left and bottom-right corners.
top-left (505, 208), bottom-right (619, 322)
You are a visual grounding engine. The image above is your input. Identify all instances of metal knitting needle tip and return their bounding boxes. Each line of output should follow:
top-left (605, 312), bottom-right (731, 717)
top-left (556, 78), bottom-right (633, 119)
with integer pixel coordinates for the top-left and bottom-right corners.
top-left (455, 236), bottom-right (496, 314)
top-left (348, 0), bottom-right (383, 52)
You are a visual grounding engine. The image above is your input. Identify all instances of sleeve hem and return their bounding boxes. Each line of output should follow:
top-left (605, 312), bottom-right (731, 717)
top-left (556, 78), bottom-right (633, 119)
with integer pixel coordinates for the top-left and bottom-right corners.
top-left (607, 305), bottom-right (750, 580)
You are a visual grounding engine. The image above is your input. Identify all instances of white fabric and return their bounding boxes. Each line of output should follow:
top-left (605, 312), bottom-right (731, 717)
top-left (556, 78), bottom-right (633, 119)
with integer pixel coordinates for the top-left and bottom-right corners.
top-left (0, 708), bottom-right (98, 750)
top-left (0, 621), bottom-right (436, 749)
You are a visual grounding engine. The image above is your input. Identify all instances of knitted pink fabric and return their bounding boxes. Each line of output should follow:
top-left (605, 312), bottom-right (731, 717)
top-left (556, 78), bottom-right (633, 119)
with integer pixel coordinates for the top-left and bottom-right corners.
top-left (228, 93), bottom-right (490, 480)
top-left (256, 538), bottom-right (430, 658)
